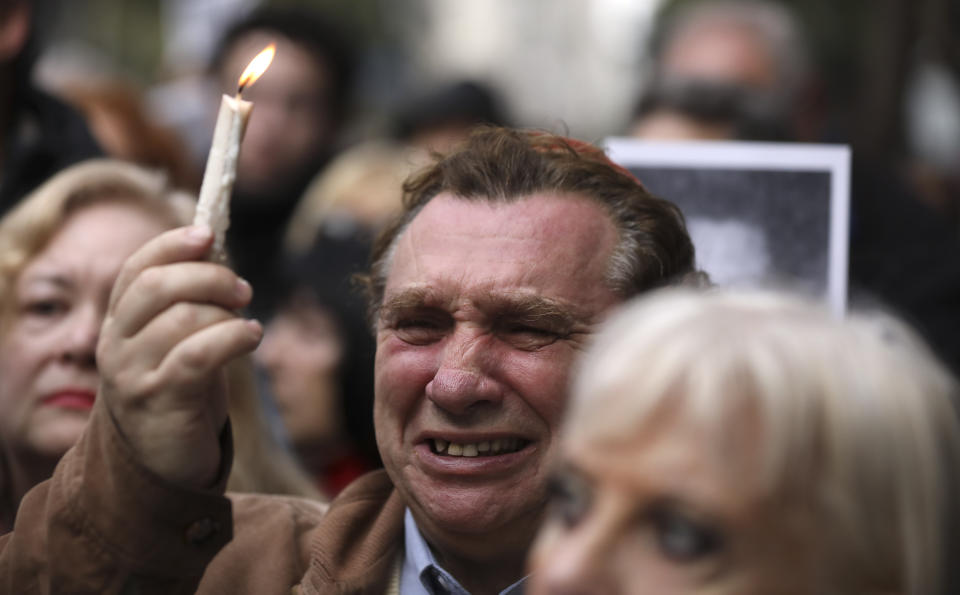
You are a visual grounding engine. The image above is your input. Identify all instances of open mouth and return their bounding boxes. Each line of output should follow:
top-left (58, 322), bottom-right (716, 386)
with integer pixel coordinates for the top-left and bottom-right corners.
top-left (429, 438), bottom-right (529, 457)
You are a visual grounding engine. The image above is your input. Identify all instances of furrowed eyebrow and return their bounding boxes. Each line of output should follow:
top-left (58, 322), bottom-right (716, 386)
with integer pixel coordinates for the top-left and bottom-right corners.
top-left (379, 286), bottom-right (592, 331)
top-left (477, 291), bottom-right (594, 335)
top-left (380, 286), bottom-right (446, 314)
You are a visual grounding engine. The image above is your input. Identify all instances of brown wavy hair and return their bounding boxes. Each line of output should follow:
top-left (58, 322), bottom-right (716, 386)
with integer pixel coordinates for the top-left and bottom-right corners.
top-left (359, 126), bottom-right (704, 325)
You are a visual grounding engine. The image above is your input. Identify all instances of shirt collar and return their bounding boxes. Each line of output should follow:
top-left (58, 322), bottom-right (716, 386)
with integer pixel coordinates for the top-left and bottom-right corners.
top-left (401, 508), bottom-right (527, 595)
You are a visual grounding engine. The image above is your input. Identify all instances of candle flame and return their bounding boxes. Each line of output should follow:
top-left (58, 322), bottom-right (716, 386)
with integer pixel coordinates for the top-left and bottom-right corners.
top-left (237, 43), bottom-right (276, 95)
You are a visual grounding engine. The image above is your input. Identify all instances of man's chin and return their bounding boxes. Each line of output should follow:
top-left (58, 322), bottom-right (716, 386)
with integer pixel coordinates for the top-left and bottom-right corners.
top-left (408, 481), bottom-right (544, 540)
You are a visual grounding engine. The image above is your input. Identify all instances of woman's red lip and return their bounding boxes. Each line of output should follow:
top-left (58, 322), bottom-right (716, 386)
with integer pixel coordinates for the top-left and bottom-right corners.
top-left (42, 390), bottom-right (96, 411)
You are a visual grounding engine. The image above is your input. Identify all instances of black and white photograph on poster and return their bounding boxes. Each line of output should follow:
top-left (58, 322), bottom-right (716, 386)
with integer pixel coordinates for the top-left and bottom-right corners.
top-left (604, 139), bottom-right (851, 315)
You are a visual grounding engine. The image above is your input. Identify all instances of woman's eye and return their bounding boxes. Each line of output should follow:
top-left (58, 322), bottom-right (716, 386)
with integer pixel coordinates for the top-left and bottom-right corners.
top-left (547, 474), bottom-right (592, 528)
top-left (651, 508), bottom-right (724, 562)
top-left (23, 299), bottom-right (68, 318)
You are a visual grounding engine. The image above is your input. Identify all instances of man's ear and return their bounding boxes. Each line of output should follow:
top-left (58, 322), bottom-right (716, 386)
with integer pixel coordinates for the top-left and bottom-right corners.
top-left (0, 1), bottom-right (30, 63)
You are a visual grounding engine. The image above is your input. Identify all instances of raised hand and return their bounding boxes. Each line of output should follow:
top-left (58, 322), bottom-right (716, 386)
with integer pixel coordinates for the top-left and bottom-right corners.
top-left (96, 225), bottom-right (263, 489)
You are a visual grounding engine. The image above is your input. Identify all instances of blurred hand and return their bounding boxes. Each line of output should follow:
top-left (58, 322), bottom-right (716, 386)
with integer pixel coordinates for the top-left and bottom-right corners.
top-left (96, 225), bottom-right (262, 489)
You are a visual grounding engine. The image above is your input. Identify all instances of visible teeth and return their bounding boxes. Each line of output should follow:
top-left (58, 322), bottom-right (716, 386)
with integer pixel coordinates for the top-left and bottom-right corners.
top-left (434, 438), bottom-right (526, 457)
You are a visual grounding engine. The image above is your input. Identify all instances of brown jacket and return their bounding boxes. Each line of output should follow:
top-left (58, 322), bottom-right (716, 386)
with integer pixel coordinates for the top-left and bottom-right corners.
top-left (0, 407), bottom-right (405, 594)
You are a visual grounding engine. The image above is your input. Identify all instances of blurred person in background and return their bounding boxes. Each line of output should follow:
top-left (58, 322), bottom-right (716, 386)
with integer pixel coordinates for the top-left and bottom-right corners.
top-left (629, 0), bottom-right (821, 141)
top-left (208, 6), bottom-right (356, 319)
top-left (629, 0), bottom-right (960, 378)
top-left (0, 0), bottom-right (101, 217)
top-left (256, 228), bottom-right (380, 498)
top-left (529, 288), bottom-right (960, 595)
top-left (0, 160), bottom-right (317, 534)
top-left (392, 79), bottom-right (511, 155)
top-left (283, 140), bottom-right (412, 254)
top-left (63, 80), bottom-right (200, 192)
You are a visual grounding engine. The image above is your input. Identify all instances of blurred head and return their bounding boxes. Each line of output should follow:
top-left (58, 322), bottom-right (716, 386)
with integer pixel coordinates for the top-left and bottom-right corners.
top-left (530, 288), bottom-right (960, 595)
top-left (361, 126), bottom-right (701, 584)
top-left (284, 140), bottom-right (413, 254)
top-left (0, 0), bottom-right (29, 66)
top-left (0, 160), bottom-right (192, 468)
top-left (257, 291), bottom-right (345, 448)
top-left (393, 80), bottom-right (510, 154)
top-left (256, 228), bottom-right (377, 465)
top-left (656, 0), bottom-right (809, 100)
top-left (64, 81), bottom-right (200, 190)
top-left (211, 8), bottom-right (355, 199)
top-left (633, 0), bottom-right (815, 142)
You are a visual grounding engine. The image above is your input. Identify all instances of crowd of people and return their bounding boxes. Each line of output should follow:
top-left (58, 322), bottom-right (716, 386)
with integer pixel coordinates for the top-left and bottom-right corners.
top-left (0, 0), bottom-right (959, 593)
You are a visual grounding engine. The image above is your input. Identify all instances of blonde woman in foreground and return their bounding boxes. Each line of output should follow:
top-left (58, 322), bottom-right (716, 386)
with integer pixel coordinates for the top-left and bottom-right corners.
top-left (529, 288), bottom-right (960, 595)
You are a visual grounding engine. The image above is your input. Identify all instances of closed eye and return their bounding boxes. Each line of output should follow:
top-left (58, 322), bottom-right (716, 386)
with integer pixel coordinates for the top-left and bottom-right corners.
top-left (497, 322), bottom-right (566, 350)
top-left (388, 314), bottom-right (451, 345)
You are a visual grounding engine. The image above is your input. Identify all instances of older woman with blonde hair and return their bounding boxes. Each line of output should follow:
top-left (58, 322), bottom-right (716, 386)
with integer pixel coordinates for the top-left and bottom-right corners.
top-left (0, 160), bottom-right (316, 533)
top-left (529, 288), bottom-right (960, 595)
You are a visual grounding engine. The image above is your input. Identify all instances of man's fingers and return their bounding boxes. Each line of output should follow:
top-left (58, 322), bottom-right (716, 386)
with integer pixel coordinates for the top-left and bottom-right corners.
top-left (109, 225), bottom-right (213, 311)
top-left (154, 317), bottom-right (263, 388)
top-left (106, 302), bottom-right (245, 382)
top-left (110, 262), bottom-right (252, 339)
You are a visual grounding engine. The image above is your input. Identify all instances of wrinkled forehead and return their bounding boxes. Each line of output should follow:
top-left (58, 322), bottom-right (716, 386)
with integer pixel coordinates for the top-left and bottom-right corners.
top-left (382, 192), bottom-right (620, 306)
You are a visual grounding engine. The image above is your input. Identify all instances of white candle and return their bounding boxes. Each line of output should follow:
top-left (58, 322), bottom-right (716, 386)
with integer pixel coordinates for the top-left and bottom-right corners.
top-left (194, 94), bottom-right (253, 262)
top-left (193, 43), bottom-right (276, 263)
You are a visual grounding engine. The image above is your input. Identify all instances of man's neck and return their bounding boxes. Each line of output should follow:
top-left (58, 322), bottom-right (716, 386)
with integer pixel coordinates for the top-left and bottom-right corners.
top-left (422, 519), bottom-right (537, 595)
top-left (432, 546), bottom-right (527, 595)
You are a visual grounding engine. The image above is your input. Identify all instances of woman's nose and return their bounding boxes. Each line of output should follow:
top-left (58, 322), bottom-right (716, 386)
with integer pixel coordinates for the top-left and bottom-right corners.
top-left (60, 304), bottom-right (100, 367)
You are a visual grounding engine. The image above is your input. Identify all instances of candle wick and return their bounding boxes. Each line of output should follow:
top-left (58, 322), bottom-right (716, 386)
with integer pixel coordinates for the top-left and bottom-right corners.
top-left (236, 83), bottom-right (246, 97)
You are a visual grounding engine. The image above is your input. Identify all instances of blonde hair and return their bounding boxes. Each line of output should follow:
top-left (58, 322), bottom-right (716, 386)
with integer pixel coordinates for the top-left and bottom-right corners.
top-left (0, 159), bottom-right (320, 500)
top-left (569, 288), bottom-right (960, 595)
top-left (0, 159), bottom-right (194, 329)
top-left (284, 141), bottom-right (414, 254)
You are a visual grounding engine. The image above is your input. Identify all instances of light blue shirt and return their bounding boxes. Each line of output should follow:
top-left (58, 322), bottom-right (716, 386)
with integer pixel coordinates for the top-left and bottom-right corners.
top-left (400, 509), bottom-right (527, 595)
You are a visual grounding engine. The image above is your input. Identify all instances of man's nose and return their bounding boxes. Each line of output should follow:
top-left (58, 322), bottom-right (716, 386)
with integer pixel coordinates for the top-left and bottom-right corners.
top-left (60, 304), bottom-right (100, 367)
top-left (425, 328), bottom-right (503, 415)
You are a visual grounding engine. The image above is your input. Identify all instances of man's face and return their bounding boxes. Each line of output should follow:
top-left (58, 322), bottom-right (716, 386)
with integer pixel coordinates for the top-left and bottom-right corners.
top-left (374, 192), bottom-right (621, 555)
